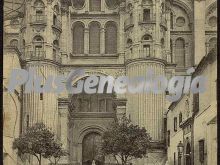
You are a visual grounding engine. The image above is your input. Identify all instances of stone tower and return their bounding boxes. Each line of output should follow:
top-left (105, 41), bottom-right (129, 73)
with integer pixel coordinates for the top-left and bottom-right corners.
top-left (124, 0), bottom-right (172, 163)
top-left (21, 0), bottom-right (62, 134)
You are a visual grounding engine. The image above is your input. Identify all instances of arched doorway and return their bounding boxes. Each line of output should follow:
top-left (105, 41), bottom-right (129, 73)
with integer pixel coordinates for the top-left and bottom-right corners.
top-left (185, 143), bottom-right (191, 165)
top-left (82, 132), bottom-right (104, 165)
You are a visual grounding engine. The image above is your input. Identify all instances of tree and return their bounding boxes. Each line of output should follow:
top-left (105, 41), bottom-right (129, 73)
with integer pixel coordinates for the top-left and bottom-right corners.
top-left (46, 140), bottom-right (68, 165)
top-left (13, 123), bottom-right (67, 165)
top-left (101, 116), bottom-right (151, 165)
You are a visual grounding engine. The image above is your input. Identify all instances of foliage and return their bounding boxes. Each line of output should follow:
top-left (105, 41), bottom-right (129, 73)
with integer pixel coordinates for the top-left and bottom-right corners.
top-left (13, 123), bottom-right (67, 165)
top-left (101, 116), bottom-right (151, 165)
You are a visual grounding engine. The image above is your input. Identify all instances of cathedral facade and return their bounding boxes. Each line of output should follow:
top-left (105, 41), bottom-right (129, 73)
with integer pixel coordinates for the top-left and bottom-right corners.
top-left (3, 0), bottom-right (217, 164)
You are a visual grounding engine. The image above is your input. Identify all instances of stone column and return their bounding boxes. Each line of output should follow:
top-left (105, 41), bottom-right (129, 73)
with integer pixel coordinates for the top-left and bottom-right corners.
top-left (185, 43), bottom-right (189, 67)
top-left (166, 8), bottom-right (171, 63)
top-left (84, 28), bottom-right (89, 55)
top-left (133, 0), bottom-right (140, 56)
top-left (61, 10), bottom-right (69, 56)
top-left (85, 0), bottom-right (89, 12)
top-left (58, 107), bottom-right (69, 164)
top-left (100, 28), bottom-right (105, 55)
top-left (172, 41), bottom-right (176, 64)
top-left (101, 0), bottom-right (105, 12)
top-left (155, 0), bottom-right (161, 59)
top-left (119, 8), bottom-right (125, 55)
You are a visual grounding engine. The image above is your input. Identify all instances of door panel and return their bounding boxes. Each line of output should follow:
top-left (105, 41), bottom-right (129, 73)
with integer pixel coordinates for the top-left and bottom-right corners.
top-left (82, 133), bottom-right (104, 165)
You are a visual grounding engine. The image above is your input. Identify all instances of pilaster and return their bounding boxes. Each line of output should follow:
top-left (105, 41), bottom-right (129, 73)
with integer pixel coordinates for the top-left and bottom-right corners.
top-left (84, 28), bottom-right (89, 55)
top-left (194, 0), bottom-right (206, 65)
top-left (100, 28), bottom-right (105, 54)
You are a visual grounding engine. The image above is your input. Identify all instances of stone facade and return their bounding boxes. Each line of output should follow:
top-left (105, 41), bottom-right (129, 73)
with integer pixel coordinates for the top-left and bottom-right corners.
top-left (166, 49), bottom-right (217, 165)
top-left (3, 0), bottom-right (217, 165)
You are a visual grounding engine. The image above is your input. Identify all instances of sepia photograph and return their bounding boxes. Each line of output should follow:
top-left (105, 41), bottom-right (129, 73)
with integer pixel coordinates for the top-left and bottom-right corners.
top-left (3, 0), bottom-right (217, 164)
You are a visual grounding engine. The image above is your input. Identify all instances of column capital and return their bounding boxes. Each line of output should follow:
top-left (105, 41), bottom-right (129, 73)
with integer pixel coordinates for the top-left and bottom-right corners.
top-left (85, 28), bottom-right (89, 32)
top-left (101, 27), bottom-right (105, 32)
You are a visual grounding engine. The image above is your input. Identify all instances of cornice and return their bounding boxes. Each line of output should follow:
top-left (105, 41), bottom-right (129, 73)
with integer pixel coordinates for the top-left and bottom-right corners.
top-left (62, 64), bottom-right (125, 68)
top-left (70, 54), bottom-right (119, 59)
top-left (170, 31), bottom-right (193, 35)
top-left (69, 112), bottom-right (116, 119)
top-left (125, 57), bottom-right (167, 66)
top-left (71, 12), bottom-right (119, 18)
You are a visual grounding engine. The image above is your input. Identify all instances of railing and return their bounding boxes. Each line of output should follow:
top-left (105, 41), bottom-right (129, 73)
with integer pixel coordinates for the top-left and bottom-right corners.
top-left (124, 18), bottom-right (134, 30)
top-left (30, 15), bottom-right (47, 24)
top-left (22, 51), bottom-right (62, 63)
top-left (139, 50), bottom-right (152, 58)
top-left (125, 49), bottom-right (152, 61)
top-left (139, 15), bottom-right (156, 24)
top-left (24, 51), bottom-right (46, 60)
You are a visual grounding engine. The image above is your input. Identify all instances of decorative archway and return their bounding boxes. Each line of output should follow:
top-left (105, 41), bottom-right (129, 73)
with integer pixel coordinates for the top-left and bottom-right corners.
top-left (82, 132), bottom-right (104, 165)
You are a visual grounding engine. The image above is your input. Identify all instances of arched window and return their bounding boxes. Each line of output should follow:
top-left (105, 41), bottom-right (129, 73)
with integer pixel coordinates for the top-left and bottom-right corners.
top-left (53, 40), bottom-right (59, 57)
top-left (127, 3), bottom-right (133, 11)
top-left (143, 45), bottom-right (150, 57)
top-left (34, 0), bottom-right (45, 22)
top-left (89, 22), bottom-right (100, 54)
top-left (10, 39), bottom-right (18, 47)
top-left (142, 35), bottom-right (152, 57)
top-left (175, 38), bottom-right (185, 67)
top-left (73, 22), bottom-right (84, 54)
top-left (143, 9), bottom-right (151, 22)
top-left (90, 0), bottom-right (101, 11)
top-left (105, 0), bottom-right (119, 9)
top-left (22, 39), bottom-right (25, 53)
top-left (33, 36), bottom-right (44, 55)
top-left (69, 79), bottom-right (115, 113)
top-left (54, 5), bottom-right (59, 14)
top-left (53, 14), bottom-right (57, 25)
top-left (127, 39), bottom-right (133, 54)
top-left (209, 37), bottom-right (217, 51)
top-left (105, 22), bottom-right (117, 54)
top-left (127, 38), bottom-right (133, 47)
top-left (142, 34), bottom-right (152, 41)
top-left (161, 38), bottom-right (165, 49)
top-left (72, 0), bottom-right (85, 9)
top-left (34, 0), bottom-right (45, 13)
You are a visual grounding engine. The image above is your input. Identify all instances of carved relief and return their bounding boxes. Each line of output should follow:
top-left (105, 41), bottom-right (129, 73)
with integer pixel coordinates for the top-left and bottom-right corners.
top-left (46, 0), bottom-right (54, 4)
top-left (125, 28), bottom-right (133, 39)
top-left (114, 69), bottom-right (126, 77)
top-left (141, 24), bottom-right (154, 34)
top-left (52, 29), bottom-right (61, 40)
top-left (33, 25), bottom-right (46, 32)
